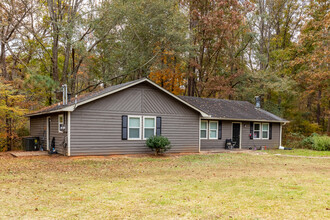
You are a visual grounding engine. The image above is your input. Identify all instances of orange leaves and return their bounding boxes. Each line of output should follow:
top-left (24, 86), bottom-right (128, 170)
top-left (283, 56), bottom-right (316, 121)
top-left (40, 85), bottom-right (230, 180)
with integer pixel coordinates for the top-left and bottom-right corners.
top-left (149, 50), bottom-right (185, 95)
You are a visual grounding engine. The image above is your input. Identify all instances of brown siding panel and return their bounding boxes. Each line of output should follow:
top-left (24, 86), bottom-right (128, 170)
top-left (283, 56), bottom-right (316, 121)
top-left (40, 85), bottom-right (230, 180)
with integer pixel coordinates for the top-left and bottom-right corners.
top-left (70, 82), bottom-right (199, 156)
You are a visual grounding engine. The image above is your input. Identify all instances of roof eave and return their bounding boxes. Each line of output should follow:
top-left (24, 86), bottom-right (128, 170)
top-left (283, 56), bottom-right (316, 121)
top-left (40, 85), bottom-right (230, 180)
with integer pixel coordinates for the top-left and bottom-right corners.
top-left (201, 116), bottom-right (289, 123)
top-left (25, 106), bottom-right (74, 117)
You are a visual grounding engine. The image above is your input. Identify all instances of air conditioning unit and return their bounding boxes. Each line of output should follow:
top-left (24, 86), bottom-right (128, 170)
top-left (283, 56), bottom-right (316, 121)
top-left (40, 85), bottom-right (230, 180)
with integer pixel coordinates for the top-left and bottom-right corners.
top-left (22, 137), bottom-right (40, 151)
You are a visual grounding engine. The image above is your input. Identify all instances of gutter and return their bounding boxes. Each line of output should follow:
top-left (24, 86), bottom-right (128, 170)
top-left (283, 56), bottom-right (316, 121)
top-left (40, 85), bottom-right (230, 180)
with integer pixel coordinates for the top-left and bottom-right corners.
top-left (201, 116), bottom-right (289, 123)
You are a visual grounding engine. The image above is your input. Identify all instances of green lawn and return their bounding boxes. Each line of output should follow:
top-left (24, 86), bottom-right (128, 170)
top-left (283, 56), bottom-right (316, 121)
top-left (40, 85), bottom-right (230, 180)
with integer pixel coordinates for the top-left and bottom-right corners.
top-left (267, 149), bottom-right (330, 157)
top-left (0, 152), bottom-right (329, 219)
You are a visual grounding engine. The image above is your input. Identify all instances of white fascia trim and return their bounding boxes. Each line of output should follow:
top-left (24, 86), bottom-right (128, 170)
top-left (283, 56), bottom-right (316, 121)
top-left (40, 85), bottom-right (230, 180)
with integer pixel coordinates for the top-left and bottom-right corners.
top-left (146, 79), bottom-right (210, 117)
top-left (74, 79), bottom-right (147, 109)
top-left (25, 80), bottom-right (147, 117)
top-left (73, 78), bottom-right (210, 117)
top-left (67, 112), bottom-right (71, 156)
top-left (201, 117), bottom-right (289, 123)
top-left (27, 78), bottom-right (211, 117)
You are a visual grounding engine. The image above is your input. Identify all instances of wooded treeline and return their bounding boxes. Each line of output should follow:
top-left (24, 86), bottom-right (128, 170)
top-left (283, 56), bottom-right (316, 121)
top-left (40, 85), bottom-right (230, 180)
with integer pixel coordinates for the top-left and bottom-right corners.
top-left (0, 0), bottom-right (329, 150)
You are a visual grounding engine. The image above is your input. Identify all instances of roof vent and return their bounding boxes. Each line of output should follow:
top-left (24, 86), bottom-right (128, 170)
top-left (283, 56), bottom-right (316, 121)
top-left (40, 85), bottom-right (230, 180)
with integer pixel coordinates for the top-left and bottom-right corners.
top-left (255, 96), bottom-right (261, 108)
top-left (61, 84), bottom-right (68, 105)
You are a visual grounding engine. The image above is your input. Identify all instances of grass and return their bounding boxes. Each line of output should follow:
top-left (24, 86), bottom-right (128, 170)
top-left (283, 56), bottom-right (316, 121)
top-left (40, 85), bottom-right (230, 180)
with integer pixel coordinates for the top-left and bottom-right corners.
top-left (267, 149), bottom-right (330, 157)
top-left (0, 152), bottom-right (329, 219)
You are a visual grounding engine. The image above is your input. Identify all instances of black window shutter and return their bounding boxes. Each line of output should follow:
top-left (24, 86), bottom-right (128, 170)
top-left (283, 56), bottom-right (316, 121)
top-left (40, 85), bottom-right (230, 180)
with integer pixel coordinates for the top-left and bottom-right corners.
top-left (156, 117), bottom-right (162, 136)
top-left (250, 122), bottom-right (253, 139)
top-left (218, 121), bottom-right (222, 139)
top-left (269, 123), bottom-right (272, 140)
top-left (122, 115), bottom-right (128, 140)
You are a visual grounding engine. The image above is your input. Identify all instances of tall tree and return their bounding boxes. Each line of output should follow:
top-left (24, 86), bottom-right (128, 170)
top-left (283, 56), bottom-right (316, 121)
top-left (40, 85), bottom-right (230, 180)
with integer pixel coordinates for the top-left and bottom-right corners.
top-left (292, 0), bottom-right (329, 131)
top-left (0, 0), bottom-right (32, 80)
top-left (184, 0), bottom-right (252, 97)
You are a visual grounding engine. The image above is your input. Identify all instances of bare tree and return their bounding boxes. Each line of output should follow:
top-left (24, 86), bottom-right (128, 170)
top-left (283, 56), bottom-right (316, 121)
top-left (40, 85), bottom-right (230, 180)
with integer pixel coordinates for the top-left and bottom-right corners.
top-left (0, 0), bottom-right (32, 80)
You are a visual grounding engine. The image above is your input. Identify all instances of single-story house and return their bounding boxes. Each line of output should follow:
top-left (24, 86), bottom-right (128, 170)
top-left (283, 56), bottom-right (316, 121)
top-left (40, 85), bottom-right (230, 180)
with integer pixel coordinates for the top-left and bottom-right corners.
top-left (26, 78), bottom-right (288, 156)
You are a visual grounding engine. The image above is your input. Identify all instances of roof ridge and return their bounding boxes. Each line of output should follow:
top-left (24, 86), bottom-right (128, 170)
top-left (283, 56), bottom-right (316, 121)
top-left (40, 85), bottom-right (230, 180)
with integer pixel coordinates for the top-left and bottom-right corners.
top-left (27, 78), bottom-right (147, 116)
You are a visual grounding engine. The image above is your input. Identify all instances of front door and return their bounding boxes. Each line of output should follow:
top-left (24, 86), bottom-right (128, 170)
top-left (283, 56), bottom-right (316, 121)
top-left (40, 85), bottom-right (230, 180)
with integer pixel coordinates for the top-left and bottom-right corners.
top-left (232, 123), bottom-right (241, 148)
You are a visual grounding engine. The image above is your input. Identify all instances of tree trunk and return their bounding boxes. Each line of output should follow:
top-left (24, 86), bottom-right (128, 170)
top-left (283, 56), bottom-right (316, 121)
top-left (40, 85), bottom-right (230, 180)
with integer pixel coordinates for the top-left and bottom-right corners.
top-left (51, 34), bottom-right (59, 82)
top-left (62, 42), bottom-right (71, 85)
top-left (316, 90), bottom-right (321, 125)
top-left (0, 41), bottom-right (8, 79)
top-left (5, 95), bottom-right (11, 151)
top-left (187, 74), bottom-right (196, 96)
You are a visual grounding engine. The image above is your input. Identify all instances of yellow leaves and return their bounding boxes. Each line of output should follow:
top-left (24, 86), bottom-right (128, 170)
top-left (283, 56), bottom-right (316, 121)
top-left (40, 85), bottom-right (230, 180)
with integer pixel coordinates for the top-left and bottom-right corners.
top-left (0, 79), bottom-right (30, 151)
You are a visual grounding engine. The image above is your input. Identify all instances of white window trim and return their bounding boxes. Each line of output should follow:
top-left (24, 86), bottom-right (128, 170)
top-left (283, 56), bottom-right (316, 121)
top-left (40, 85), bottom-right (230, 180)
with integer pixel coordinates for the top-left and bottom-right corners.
top-left (262, 123), bottom-right (269, 140)
top-left (58, 114), bottom-right (64, 133)
top-left (253, 122), bottom-right (261, 139)
top-left (200, 120), bottom-right (208, 139)
top-left (128, 115), bottom-right (142, 140)
top-left (143, 116), bottom-right (156, 140)
top-left (209, 121), bottom-right (218, 139)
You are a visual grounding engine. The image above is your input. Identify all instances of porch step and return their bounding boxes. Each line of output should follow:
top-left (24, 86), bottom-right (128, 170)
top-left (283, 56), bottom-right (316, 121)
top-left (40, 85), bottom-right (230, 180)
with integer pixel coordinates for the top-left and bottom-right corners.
top-left (10, 151), bottom-right (48, 157)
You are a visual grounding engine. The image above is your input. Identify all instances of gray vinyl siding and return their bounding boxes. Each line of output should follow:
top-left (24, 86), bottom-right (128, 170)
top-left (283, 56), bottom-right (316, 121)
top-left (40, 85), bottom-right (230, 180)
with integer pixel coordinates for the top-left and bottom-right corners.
top-left (200, 121), bottom-right (232, 151)
top-left (30, 116), bottom-right (46, 138)
top-left (70, 82), bottom-right (199, 156)
top-left (242, 122), bottom-right (280, 149)
top-left (48, 113), bottom-right (67, 155)
top-left (29, 113), bottom-right (67, 155)
top-left (201, 121), bottom-right (281, 150)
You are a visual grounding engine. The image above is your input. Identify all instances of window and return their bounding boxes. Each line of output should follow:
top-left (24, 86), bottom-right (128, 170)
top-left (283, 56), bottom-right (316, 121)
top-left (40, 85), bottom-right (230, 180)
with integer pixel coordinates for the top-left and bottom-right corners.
top-left (262, 123), bottom-right (269, 139)
top-left (253, 123), bottom-right (260, 139)
top-left (200, 121), bottom-right (208, 139)
top-left (143, 116), bottom-right (156, 139)
top-left (209, 121), bottom-right (218, 139)
top-left (128, 116), bottom-right (141, 140)
top-left (58, 114), bottom-right (64, 133)
top-left (254, 123), bottom-right (269, 139)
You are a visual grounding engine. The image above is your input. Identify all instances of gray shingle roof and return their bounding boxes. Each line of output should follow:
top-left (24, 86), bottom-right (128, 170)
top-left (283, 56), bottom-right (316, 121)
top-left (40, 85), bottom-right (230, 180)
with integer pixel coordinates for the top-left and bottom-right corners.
top-left (27, 78), bottom-right (288, 122)
top-left (26, 78), bottom-right (146, 116)
top-left (178, 96), bottom-right (288, 122)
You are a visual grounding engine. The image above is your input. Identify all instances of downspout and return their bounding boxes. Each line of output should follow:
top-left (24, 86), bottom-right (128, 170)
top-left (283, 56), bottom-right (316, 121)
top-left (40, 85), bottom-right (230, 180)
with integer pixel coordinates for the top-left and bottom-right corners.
top-left (198, 115), bottom-right (201, 153)
top-left (67, 112), bottom-right (71, 156)
top-left (280, 122), bottom-right (286, 147)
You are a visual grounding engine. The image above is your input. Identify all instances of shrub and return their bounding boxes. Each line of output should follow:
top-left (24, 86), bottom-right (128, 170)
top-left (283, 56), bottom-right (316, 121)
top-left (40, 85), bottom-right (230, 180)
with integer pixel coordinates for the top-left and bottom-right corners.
top-left (285, 133), bottom-right (306, 148)
top-left (146, 136), bottom-right (171, 155)
top-left (312, 135), bottom-right (330, 151)
top-left (301, 133), bottom-right (319, 149)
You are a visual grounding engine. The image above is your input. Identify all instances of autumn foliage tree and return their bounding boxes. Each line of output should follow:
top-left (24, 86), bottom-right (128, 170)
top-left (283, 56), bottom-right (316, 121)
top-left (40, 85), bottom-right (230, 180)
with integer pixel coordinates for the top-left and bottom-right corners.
top-left (292, 0), bottom-right (330, 132)
top-left (149, 49), bottom-right (185, 95)
top-left (0, 80), bottom-right (30, 151)
top-left (184, 0), bottom-right (252, 98)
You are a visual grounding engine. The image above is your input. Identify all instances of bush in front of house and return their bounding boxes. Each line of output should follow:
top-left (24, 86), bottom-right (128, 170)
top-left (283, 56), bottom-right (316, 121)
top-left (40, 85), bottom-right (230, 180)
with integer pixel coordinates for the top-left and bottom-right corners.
top-left (301, 133), bottom-right (318, 149)
top-left (311, 135), bottom-right (330, 151)
top-left (146, 136), bottom-right (171, 155)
